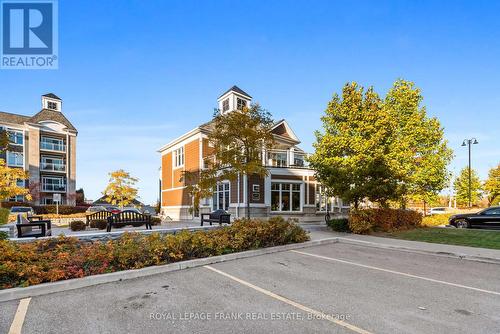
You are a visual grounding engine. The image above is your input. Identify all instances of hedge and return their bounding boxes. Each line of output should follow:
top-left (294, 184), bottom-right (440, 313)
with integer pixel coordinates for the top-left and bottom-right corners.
top-left (327, 218), bottom-right (350, 232)
top-left (421, 214), bottom-right (452, 227)
top-left (0, 208), bottom-right (9, 225)
top-left (0, 217), bottom-right (309, 289)
top-left (349, 208), bottom-right (422, 234)
top-left (0, 202), bottom-right (89, 215)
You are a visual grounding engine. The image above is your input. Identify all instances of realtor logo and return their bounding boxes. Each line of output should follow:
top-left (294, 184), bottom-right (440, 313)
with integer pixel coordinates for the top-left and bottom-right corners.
top-left (1, 0), bottom-right (58, 69)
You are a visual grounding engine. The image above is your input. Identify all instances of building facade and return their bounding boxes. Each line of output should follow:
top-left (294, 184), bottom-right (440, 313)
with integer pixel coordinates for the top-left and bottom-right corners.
top-left (158, 86), bottom-right (348, 221)
top-left (0, 94), bottom-right (77, 205)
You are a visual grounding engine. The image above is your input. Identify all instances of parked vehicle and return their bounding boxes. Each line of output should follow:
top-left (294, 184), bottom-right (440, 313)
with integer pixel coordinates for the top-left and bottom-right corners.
top-left (86, 206), bottom-right (107, 213)
top-left (9, 206), bottom-right (35, 216)
top-left (106, 206), bottom-right (121, 214)
top-left (428, 207), bottom-right (448, 215)
top-left (121, 207), bottom-right (142, 214)
top-left (449, 206), bottom-right (500, 229)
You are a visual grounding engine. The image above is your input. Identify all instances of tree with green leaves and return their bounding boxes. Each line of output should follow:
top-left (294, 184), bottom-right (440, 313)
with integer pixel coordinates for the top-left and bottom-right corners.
top-left (310, 79), bottom-right (452, 208)
top-left (384, 80), bottom-right (453, 207)
top-left (103, 170), bottom-right (139, 208)
top-left (454, 167), bottom-right (482, 207)
top-left (309, 83), bottom-right (397, 208)
top-left (189, 104), bottom-right (275, 218)
top-left (484, 163), bottom-right (500, 206)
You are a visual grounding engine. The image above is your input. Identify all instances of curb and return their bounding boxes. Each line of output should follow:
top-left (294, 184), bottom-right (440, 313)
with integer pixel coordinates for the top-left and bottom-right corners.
top-left (0, 238), bottom-right (338, 302)
top-left (336, 237), bottom-right (500, 265)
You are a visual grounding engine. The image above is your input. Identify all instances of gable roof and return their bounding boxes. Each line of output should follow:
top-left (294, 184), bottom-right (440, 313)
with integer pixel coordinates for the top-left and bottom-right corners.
top-left (93, 195), bottom-right (144, 206)
top-left (271, 119), bottom-right (300, 143)
top-left (218, 85), bottom-right (252, 99)
top-left (42, 93), bottom-right (61, 100)
top-left (29, 109), bottom-right (77, 131)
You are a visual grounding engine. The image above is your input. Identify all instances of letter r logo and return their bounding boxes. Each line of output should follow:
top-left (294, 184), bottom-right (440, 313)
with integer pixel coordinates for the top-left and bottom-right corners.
top-left (2, 1), bottom-right (53, 54)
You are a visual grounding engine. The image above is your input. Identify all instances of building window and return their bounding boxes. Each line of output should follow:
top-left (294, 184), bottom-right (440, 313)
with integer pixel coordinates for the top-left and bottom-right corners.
top-left (41, 156), bottom-right (65, 171)
top-left (268, 151), bottom-right (288, 167)
top-left (293, 153), bottom-right (306, 167)
top-left (271, 182), bottom-right (301, 212)
top-left (237, 98), bottom-right (247, 110)
top-left (173, 147), bottom-right (184, 167)
top-left (222, 99), bottom-right (229, 112)
top-left (7, 151), bottom-right (23, 167)
top-left (41, 136), bottom-right (65, 151)
top-left (41, 176), bottom-right (66, 192)
top-left (212, 182), bottom-right (230, 211)
top-left (47, 101), bottom-right (58, 110)
top-left (8, 131), bottom-right (23, 145)
top-left (315, 185), bottom-right (330, 212)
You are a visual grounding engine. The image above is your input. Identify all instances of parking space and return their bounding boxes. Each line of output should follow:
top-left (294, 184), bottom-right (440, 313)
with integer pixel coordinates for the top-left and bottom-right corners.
top-left (2, 243), bottom-right (500, 334)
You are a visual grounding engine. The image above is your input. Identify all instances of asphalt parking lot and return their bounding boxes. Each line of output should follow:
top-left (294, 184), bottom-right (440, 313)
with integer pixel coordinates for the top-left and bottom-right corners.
top-left (2, 243), bottom-right (500, 334)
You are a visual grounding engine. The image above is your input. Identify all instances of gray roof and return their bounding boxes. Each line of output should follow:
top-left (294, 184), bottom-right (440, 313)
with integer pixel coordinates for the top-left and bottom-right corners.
top-left (42, 93), bottom-right (61, 100)
top-left (219, 85), bottom-right (252, 99)
top-left (30, 109), bottom-right (77, 131)
top-left (0, 111), bottom-right (31, 125)
top-left (0, 108), bottom-right (77, 132)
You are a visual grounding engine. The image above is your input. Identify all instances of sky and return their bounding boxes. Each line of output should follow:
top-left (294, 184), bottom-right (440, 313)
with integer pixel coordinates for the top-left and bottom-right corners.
top-left (0, 0), bottom-right (499, 204)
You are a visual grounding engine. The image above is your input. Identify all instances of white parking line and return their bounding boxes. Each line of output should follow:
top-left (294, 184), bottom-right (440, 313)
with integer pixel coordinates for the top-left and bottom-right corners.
top-left (291, 250), bottom-right (500, 296)
top-left (8, 298), bottom-right (31, 334)
top-left (204, 265), bottom-right (373, 334)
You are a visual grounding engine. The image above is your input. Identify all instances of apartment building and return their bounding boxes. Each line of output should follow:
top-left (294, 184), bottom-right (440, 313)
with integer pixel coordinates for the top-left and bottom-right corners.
top-left (158, 86), bottom-right (348, 221)
top-left (0, 93), bottom-right (77, 205)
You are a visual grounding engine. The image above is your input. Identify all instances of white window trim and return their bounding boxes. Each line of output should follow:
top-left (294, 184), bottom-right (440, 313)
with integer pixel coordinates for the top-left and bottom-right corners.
top-left (271, 181), bottom-right (302, 213)
top-left (212, 181), bottom-right (230, 211)
top-left (6, 151), bottom-right (24, 167)
top-left (173, 146), bottom-right (184, 168)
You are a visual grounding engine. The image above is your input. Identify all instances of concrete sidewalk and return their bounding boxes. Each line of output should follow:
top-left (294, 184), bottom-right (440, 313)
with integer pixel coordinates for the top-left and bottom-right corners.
top-left (300, 223), bottom-right (500, 263)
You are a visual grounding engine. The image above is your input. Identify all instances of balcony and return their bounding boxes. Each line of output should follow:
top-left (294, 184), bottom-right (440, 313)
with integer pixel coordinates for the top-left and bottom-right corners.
top-left (40, 141), bottom-right (66, 152)
top-left (41, 183), bottom-right (66, 192)
top-left (265, 150), bottom-right (310, 169)
top-left (41, 162), bottom-right (66, 172)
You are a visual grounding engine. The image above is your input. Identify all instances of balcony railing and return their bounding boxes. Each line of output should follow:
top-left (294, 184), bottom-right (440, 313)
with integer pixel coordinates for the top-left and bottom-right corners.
top-left (41, 184), bottom-right (66, 192)
top-left (41, 163), bottom-right (66, 172)
top-left (40, 142), bottom-right (66, 152)
top-left (265, 150), bottom-right (310, 168)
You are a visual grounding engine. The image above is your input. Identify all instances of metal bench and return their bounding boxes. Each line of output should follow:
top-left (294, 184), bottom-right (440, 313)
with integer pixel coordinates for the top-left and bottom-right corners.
top-left (201, 209), bottom-right (231, 226)
top-left (16, 214), bottom-right (52, 238)
top-left (86, 210), bottom-right (113, 226)
top-left (106, 210), bottom-right (152, 232)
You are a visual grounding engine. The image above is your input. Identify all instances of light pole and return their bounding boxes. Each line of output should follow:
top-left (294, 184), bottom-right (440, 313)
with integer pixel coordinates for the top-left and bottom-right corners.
top-left (461, 138), bottom-right (478, 208)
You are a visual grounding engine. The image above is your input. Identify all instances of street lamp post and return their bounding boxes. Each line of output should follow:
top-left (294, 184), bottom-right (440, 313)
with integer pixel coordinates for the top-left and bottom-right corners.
top-left (461, 138), bottom-right (479, 208)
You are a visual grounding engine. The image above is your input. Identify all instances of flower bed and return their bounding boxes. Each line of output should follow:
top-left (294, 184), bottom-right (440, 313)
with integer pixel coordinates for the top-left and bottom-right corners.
top-left (0, 217), bottom-right (308, 289)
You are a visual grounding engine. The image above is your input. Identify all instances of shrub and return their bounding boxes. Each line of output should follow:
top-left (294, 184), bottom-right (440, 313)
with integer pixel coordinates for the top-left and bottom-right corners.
top-left (0, 202), bottom-right (31, 209)
top-left (0, 231), bottom-right (8, 240)
top-left (327, 218), bottom-right (350, 232)
top-left (89, 219), bottom-right (108, 230)
top-left (348, 208), bottom-right (422, 234)
top-left (0, 208), bottom-right (9, 225)
top-left (69, 220), bottom-right (86, 231)
top-left (33, 206), bottom-right (89, 215)
top-left (422, 214), bottom-right (452, 227)
top-left (0, 217), bottom-right (309, 289)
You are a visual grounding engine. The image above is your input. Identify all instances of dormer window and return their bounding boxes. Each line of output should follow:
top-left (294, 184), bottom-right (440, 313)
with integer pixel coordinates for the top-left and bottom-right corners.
top-left (222, 99), bottom-right (229, 113)
top-left (47, 101), bottom-right (58, 110)
top-left (237, 98), bottom-right (247, 110)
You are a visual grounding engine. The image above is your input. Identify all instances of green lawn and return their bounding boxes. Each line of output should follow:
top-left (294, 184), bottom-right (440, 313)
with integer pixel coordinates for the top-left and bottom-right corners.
top-left (385, 228), bottom-right (500, 250)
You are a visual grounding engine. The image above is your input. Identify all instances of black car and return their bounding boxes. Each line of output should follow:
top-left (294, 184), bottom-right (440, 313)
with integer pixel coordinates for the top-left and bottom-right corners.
top-left (449, 206), bottom-right (500, 229)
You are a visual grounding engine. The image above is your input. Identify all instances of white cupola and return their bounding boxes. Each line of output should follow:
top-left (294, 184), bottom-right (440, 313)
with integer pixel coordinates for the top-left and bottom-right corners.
top-left (42, 93), bottom-right (62, 111)
top-left (217, 85), bottom-right (252, 114)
